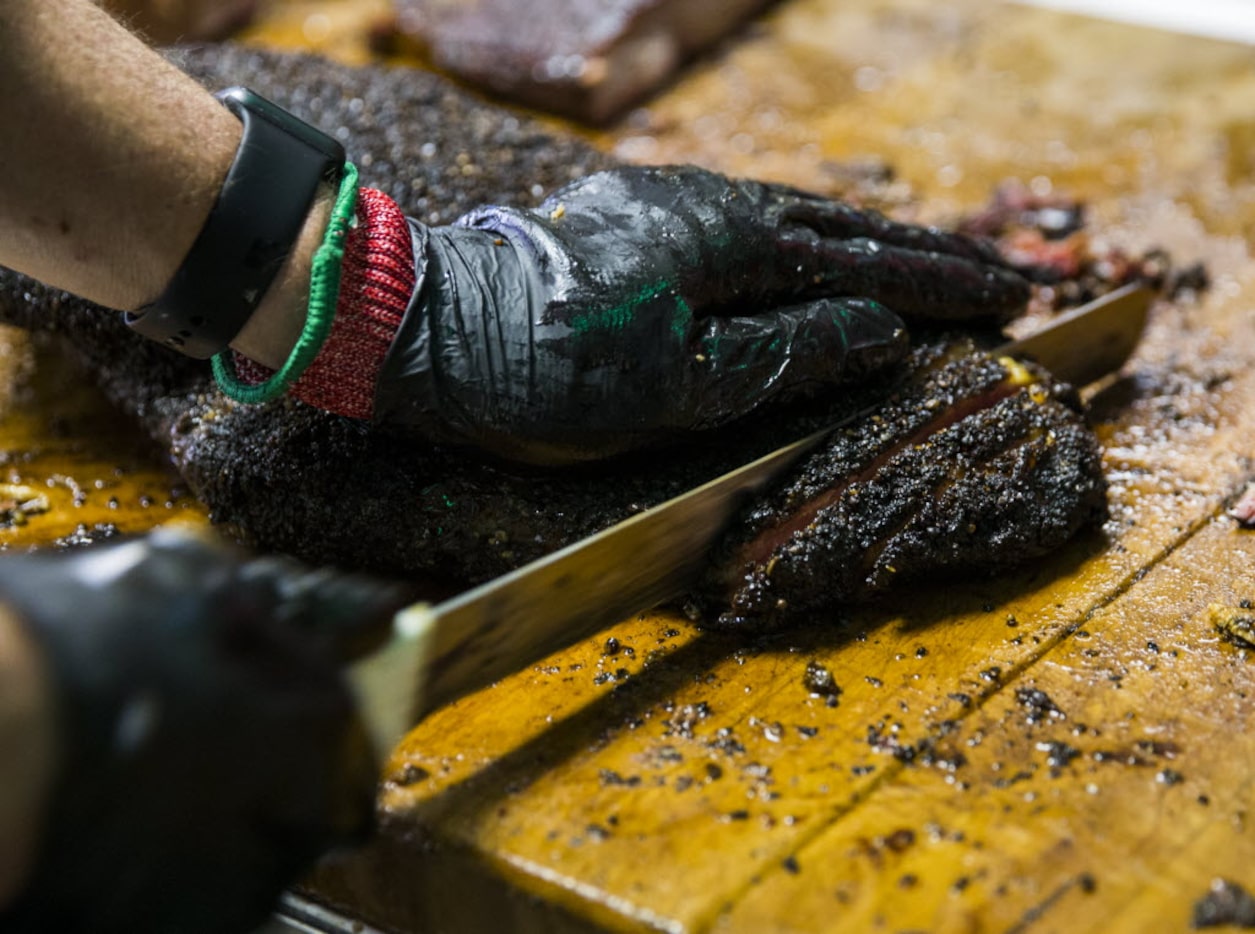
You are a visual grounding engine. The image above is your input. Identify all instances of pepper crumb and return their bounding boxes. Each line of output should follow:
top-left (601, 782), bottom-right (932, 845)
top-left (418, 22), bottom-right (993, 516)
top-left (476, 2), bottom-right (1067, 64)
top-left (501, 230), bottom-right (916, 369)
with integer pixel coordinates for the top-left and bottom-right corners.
top-left (392, 762), bottom-right (431, 786)
top-left (803, 660), bottom-right (842, 698)
top-left (1193, 878), bottom-right (1255, 928)
top-left (1210, 603), bottom-right (1255, 649)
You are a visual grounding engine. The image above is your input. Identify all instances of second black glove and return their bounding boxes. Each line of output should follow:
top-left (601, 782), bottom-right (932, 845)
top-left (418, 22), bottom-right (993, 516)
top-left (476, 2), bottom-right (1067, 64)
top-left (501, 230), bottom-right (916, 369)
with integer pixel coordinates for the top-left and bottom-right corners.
top-left (1, 528), bottom-right (409, 934)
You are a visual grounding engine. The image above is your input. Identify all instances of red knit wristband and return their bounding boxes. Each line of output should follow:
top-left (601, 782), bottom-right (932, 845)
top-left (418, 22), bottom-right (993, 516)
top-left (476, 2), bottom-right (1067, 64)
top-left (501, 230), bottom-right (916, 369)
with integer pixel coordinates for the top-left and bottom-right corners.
top-left (232, 187), bottom-right (415, 420)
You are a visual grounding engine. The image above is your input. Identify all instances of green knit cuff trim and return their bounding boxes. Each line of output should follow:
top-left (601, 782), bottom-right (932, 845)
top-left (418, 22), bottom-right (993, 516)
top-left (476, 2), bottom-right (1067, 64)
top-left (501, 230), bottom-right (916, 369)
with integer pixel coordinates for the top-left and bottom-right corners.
top-left (212, 161), bottom-right (360, 404)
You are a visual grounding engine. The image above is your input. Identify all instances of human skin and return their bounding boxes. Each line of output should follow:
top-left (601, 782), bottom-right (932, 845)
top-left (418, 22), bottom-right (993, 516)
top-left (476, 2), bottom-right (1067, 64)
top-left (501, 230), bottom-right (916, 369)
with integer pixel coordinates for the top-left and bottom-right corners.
top-left (0, 0), bottom-right (334, 903)
top-left (0, 0), bottom-right (332, 369)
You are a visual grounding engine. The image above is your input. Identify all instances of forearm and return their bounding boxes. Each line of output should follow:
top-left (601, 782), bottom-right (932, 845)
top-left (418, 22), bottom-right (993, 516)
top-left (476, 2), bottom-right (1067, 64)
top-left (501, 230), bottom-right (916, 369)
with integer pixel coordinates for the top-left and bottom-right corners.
top-left (0, 606), bottom-right (56, 909)
top-left (0, 0), bottom-right (327, 368)
top-left (0, 0), bottom-right (239, 310)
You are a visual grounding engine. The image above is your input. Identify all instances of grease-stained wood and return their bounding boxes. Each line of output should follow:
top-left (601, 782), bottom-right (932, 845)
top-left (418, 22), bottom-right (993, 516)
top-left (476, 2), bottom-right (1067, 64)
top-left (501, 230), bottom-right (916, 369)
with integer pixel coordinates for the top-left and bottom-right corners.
top-left (297, 2), bottom-right (1255, 930)
top-left (0, 332), bottom-right (207, 548)
top-left (5, 1), bottom-right (1255, 932)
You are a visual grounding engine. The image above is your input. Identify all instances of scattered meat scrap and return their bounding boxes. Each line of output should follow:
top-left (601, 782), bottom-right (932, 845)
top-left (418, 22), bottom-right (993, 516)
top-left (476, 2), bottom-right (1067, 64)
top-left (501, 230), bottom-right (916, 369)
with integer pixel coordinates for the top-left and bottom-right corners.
top-left (1015, 687), bottom-right (1067, 725)
top-left (391, 0), bottom-right (775, 123)
top-left (802, 661), bottom-right (842, 699)
top-left (1194, 879), bottom-right (1255, 929)
top-left (0, 485), bottom-right (50, 528)
top-left (1210, 601), bottom-right (1255, 649)
top-left (959, 180), bottom-right (1206, 309)
top-left (1229, 482), bottom-right (1255, 528)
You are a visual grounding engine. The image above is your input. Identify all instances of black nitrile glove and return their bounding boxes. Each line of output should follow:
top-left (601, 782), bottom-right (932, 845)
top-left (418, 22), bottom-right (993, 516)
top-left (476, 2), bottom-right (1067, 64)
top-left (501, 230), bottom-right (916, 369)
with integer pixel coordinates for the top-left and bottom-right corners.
top-left (375, 165), bottom-right (1030, 464)
top-left (0, 527), bottom-right (410, 934)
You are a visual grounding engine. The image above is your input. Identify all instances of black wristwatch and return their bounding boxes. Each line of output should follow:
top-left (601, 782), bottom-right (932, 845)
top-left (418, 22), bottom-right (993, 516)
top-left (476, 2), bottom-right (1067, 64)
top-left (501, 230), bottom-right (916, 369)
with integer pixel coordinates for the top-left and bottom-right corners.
top-left (125, 88), bottom-right (346, 359)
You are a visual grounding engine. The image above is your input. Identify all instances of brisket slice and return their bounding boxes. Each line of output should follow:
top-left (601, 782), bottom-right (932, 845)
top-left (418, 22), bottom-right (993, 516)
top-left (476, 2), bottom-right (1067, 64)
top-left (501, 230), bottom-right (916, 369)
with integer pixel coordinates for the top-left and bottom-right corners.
top-left (392, 0), bottom-right (775, 124)
top-left (695, 343), bottom-right (1107, 629)
top-left (0, 46), bottom-right (1108, 627)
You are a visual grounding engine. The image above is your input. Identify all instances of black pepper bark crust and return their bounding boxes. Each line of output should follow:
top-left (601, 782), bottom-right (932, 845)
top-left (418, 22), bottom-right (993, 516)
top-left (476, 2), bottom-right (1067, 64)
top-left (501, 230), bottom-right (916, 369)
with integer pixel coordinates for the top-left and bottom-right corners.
top-left (0, 46), bottom-right (1108, 628)
top-left (695, 343), bottom-right (1107, 629)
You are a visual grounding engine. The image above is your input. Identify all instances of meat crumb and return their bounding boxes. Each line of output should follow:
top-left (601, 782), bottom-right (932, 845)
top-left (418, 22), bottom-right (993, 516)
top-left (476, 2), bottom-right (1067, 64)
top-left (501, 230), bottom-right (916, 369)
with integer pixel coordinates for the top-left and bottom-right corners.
top-left (1211, 602), bottom-right (1255, 649)
top-left (1194, 879), bottom-right (1255, 928)
top-left (1229, 483), bottom-right (1255, 527)
top-left (802, 661), bottom-right (842, 698)
top-left (1016, 687), bottom-right (1067, 724)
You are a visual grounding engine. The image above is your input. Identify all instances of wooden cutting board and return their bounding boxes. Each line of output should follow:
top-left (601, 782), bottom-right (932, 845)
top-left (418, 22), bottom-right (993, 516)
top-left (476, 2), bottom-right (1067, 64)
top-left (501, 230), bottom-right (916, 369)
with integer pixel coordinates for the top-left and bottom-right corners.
top-left (5, 0), bottom-right (1254, 931)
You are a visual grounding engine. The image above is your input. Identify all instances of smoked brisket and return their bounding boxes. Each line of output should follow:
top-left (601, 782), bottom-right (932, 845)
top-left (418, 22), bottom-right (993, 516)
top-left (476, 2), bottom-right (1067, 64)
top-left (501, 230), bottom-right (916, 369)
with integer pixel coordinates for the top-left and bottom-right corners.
top-left (391, 0), bottom-right (775, 123)
top-left (0, 46), bottom-right (1109, 627)
top-left (696, 344), bottom-right (1107, 629)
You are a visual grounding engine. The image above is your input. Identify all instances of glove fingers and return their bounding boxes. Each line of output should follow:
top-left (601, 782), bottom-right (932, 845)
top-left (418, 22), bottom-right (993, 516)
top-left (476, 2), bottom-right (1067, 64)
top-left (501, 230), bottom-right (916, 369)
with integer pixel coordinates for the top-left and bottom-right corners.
top-left (768, 188), bottom-right (1007, 265)
top-left (772, 230), bottom-right (1030, 322)
top-left (681, 297), bottom-right (908, 430)
top-left (240, 560), bottom-right (415, 663)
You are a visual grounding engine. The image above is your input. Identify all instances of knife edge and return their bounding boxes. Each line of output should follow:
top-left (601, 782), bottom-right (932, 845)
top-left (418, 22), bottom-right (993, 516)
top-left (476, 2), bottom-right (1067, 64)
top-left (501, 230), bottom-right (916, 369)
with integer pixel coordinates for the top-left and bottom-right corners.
top-left (348, 428), bottom-right (826, 757)
top-left (349, 284), bottom-right (1153, 758)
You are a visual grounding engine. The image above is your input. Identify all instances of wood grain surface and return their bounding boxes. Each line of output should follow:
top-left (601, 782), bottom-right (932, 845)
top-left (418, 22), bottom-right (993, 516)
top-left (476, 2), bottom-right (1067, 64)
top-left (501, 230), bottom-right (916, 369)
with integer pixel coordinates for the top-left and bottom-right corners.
top-left (5, 0), bottom-right (1254, 931)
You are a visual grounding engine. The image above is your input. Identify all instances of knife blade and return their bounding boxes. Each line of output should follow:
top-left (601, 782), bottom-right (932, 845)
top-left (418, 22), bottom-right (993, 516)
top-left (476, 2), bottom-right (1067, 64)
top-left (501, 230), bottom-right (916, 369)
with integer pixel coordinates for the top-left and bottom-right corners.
top-left (348, 284), bottom-right (1152, 756)
top-left (998, 282), bottom-right (1151, 387)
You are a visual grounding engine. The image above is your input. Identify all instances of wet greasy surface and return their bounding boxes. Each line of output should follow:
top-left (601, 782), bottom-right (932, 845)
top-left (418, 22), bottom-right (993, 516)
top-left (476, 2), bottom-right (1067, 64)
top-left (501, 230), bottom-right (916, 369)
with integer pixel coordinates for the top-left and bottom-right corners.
top-left (5, 0), bottom-right (1255, 931)
top-left (0, 330), bottom-right (206, 551)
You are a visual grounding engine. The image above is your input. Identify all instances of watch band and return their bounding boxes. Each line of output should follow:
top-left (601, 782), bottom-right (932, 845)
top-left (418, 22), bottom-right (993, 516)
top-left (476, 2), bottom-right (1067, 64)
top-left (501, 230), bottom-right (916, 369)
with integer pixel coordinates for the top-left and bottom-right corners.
top-left (125, 87), bottom-right (346, 359)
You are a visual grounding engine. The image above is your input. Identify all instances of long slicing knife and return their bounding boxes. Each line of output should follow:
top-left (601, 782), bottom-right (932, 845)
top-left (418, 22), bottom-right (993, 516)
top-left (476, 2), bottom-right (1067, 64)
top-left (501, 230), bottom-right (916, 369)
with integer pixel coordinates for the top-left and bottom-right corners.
top-left (347, 283), bottom-right (1153, 757)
